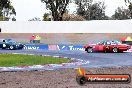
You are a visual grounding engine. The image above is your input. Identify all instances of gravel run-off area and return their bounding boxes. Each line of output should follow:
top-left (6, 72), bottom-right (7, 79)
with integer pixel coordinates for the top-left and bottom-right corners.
top-left (0, 66), bottom-right (132, 88)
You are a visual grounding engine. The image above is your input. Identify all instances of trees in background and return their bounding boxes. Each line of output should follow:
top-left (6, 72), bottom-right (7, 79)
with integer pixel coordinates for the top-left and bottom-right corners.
top-left (41, 0), bottom-right (132, 21)
top-left (42, 11), bottom-right (86, 21)
top-left (75, 0), bottom-right (93, 20)
top-left (75, 0), bottom-right (108, 20)
top-left (125, 0), bottom-right (131, 3)
top-left (62, 14), bottom-right (86, 21)
top-left (43, 13), bottom-right (52, 21)
top-left (41, 0), bottom-right (69, 21)
top-left (89, 2), bottom-right (107, 20)
top-left (40, 0), bottom-right (132, 21)
top-left (128, 3), bottom-right (132, 18)
top-left (111, 0), bottom-right (132, 20)
top-left (124, 0), bottom-right (132, 18)
top-left (111, 7), bottom-right (130, 20)
top-left (0, 0), bottom-right (131, 21)
top-left (0, 0), bottom-right (16, 21)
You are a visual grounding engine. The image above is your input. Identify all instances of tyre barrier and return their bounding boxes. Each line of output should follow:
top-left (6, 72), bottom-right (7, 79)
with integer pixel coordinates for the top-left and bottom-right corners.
top-left (0, 53), bottom-right (90, 72)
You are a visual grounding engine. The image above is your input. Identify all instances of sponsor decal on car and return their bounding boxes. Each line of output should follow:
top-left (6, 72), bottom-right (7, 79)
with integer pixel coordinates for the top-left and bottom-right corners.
top-left (3, 44), bottom-right (6, 47)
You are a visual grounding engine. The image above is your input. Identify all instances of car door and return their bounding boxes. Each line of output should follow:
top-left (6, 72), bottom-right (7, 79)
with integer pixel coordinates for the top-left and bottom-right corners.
top-left (95, 41), bottom-right (105, 51)
top-left (98, 44), bottom-right (105, 51)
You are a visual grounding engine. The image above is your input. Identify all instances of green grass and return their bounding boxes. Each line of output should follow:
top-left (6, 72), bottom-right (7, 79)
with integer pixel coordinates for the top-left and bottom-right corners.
top-left (0, 54), bottom-right (70, 67)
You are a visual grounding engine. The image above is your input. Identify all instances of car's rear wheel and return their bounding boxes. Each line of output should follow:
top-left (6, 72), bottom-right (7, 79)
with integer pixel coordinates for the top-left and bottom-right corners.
top-left (86, 47), bottom-right (93, 53)
top-left (112, 47), bottom-right (118, 53)
top-left (9, 45), bottom-right (14, 50)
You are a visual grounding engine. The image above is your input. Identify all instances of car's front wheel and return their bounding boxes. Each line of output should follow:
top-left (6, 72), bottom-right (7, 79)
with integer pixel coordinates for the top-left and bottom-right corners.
top-left (86, 47), bottom-right (93, 53)
top-left (112, 47), bottom-right (118, 53)
top-left (9, 45), bottom-right (14, 50)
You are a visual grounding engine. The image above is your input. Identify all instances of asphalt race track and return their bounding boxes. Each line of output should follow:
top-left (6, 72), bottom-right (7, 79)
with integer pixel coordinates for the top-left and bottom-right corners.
top-left (0, 49), bottom-right (132, 68)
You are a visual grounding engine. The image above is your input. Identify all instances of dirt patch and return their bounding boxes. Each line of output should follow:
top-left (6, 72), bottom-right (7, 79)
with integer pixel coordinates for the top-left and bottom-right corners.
top-left (0, 66), bottom-right (132, 88)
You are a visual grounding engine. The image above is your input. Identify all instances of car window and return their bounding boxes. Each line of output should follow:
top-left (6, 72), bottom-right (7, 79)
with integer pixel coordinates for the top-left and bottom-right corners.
top-left (98, 41), bottom-right (104, 45)
top-left (5, 39), bottom-right (16, 43)
top-left (115, 41), bottom-right (121, 44)
top-left (106, 42), bottom-right (111, 45)
top-left (110, 41), bottom-right (115, 44)
top-left (110, 41), bottom-right (121, 44)
top-left (9, 40), bottom-right (16, 43)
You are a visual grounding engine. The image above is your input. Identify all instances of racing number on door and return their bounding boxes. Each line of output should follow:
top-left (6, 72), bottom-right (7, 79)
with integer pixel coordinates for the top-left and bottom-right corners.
top-left (3, 44), bottom-right (6, 47)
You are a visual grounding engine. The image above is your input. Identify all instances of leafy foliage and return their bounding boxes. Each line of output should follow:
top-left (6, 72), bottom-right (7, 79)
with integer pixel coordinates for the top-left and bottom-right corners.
top-left (0, 0), bottom-right (16, 21)
top-left (128, 3), bottom-right (132, 18)
top-left (43, 13), bottom-right (52, 21)
top-left (41, 0), bottom-right (69, 21)
top-left (62, 14), bottom-right (86, 21)
top-left (125, 0), bottom-right (131, 3)
top-left (111, 7), bottom-right (131, 20)
top-left (76, 0), bottom-right (108, 20)
top-left (124, 0), bottom-right (132, 18)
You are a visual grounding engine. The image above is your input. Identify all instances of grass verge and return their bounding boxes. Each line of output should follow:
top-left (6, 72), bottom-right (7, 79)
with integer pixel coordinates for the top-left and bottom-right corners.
top-left (0, 54), bottom-right (70, 67)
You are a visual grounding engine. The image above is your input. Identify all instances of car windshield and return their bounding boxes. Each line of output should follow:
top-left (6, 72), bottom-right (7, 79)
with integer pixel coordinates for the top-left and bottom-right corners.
top-left (6, 39), bottom-right (16, 43)
top-left (97, 40), bottom-right (121, 45)
top-left (110, 41), bottom-right (121, 44)
top-left (97, 41), bottom-right (104, 45)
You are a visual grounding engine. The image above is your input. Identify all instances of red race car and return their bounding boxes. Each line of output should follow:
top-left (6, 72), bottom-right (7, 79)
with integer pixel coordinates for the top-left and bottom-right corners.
top-left (84, 40), bottom-right (131, 53)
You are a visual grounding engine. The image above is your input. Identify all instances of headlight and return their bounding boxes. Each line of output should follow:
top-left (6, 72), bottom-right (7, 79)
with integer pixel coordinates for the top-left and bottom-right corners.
top-left (127, 45), bottom-right (131, 49)
top-left (129, 46), bottom-right (131, 49)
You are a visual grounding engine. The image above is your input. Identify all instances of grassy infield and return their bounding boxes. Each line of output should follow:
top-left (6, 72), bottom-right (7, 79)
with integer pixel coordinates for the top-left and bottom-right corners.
top-left (0, 54), bottom-right (70, 67)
